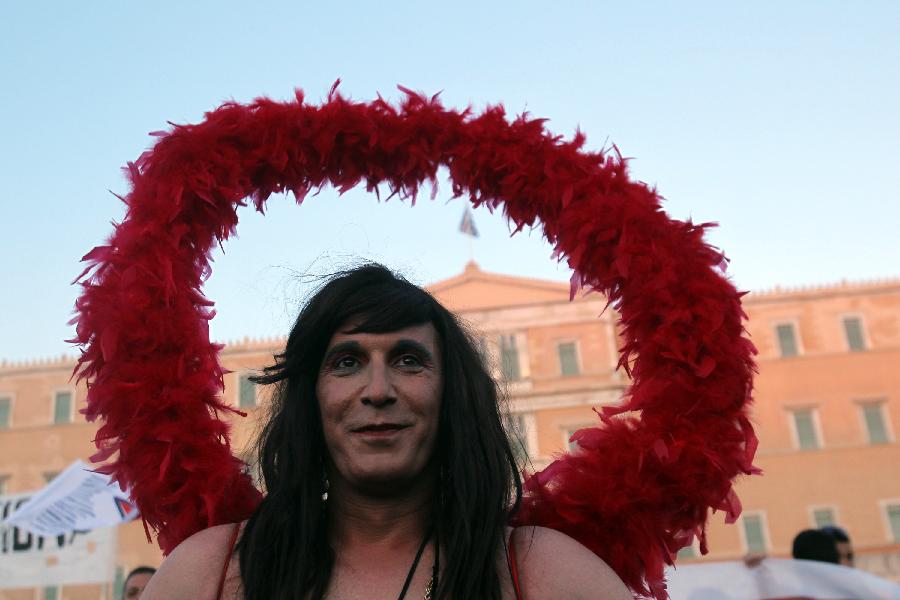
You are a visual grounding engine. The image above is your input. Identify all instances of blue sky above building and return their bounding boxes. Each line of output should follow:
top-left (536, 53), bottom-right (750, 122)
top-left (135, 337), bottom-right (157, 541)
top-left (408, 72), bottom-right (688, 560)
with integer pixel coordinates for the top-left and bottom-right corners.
top-left (1, 1), bottom-right (898, 360)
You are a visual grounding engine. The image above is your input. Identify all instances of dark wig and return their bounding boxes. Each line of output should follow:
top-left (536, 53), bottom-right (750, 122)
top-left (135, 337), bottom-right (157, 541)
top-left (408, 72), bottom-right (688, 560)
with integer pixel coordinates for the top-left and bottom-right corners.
top-left (238, 264), bottom-right (523, 600)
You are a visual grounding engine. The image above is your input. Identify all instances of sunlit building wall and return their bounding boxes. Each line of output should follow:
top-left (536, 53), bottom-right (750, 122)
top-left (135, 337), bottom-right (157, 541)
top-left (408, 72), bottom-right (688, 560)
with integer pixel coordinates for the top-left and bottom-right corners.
top-left (1, 264), bottom-right (898, 598)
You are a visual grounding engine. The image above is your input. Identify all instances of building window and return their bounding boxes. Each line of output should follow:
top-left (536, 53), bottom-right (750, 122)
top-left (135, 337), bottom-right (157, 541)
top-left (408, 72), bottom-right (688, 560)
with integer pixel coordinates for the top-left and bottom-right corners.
top-left (44, 586), bottom-right (59, 600)
top-left (812, 507), bottom-right (836, 528)
top-left (239, 452), bottom-right (262, 489)
top-left (0, 396), bottom-right (10, 429)
top-left (843, 316), bottom-right (866, 351)
top-left (565, 425), bottom-right (595, 452)
top-left (775, 323), bottom-right (799, 357)
top-left (44, 471), bottom-right (60, 483)
top-left (113, 566), bottom-right (125, 599)
top-left (476, 336), bottom-right (489, 362)
top-left (861, 402), bottom-right (890, 444)
top-left (566, 428), bottom-right (579, 452)
top-left (0, 475), bottom-right (9, 495)
top-left (557, 342), bottom-right (580, 376)
top-left (886, 504), bottom-right (900, 543)
top-left (742, 513), bottom-right (767, 553)
top-left (791, 409), bottom-right (820, 450)
top-left (499, 335), bottom-right (521, 381)
top-left (238, 374), bottom-right (257, 409)
top-left (53, 391), bottom-right (73, 425)
top-left (505, 414), bottom-right (528, 463)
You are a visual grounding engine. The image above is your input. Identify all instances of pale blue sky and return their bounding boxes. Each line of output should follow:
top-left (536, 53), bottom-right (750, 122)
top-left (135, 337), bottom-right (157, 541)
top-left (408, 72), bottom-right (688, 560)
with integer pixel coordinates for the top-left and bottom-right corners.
top-left (1, 1), bottom-right (898, 361)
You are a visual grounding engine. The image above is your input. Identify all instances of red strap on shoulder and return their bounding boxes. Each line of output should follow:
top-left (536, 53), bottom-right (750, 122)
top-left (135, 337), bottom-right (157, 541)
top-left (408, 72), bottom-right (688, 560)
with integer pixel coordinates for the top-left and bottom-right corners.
top-left (216, 523), bottom-right (240, 600)
top-left (507, 528), bottom-right (524, 600)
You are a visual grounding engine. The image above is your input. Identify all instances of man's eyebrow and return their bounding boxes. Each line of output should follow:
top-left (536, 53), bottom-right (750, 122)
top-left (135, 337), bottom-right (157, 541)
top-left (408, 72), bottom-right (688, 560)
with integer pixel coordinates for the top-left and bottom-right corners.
top-left (321, 341), bottom-right (363, 365)
top-left (391, 339), bottom-right (435, 361)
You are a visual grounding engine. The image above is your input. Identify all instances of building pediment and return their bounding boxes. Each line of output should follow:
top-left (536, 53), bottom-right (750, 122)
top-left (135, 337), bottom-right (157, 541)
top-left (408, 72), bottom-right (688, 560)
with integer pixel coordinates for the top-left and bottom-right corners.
top-left (427, 261), bottom-right (570, 312)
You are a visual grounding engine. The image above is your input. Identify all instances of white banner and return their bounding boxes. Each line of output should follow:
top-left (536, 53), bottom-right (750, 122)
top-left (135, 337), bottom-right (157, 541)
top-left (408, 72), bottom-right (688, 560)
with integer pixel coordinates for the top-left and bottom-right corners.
top-left (4, 460), bottom-right (137, 537)
top-left (665, 558), bottom-right (900, 600)
top-left (0, 492), bottom-right (116, 588)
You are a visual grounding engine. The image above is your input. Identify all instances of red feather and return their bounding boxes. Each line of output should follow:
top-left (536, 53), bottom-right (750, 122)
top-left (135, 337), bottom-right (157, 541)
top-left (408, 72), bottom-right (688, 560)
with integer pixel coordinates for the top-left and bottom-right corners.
top-left (71, 88), bottom-right (758, 599)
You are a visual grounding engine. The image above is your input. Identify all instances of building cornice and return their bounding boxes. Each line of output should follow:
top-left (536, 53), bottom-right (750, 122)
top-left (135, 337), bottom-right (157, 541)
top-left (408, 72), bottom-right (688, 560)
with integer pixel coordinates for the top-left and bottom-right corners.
top-left (745, 277), bottom-right (900, 304)
top-left (5, 271), bottom-right (897, 366)
top-left (0, 355), bottom-right (77, 375)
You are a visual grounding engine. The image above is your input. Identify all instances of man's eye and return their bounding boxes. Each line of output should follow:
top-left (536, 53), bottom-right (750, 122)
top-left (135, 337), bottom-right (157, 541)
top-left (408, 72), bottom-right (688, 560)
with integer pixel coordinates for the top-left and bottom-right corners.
top-left (396, 354), bottom-right (423, 368)
top-left (333, 356), bottom-right (359, 369)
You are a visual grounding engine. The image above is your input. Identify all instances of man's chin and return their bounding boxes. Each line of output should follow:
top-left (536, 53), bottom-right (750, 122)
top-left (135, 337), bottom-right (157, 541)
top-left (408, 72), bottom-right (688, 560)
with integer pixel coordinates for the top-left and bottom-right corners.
top-left (350, 472), bottom-right (416, 497)
top-left (345, 465), bottom-right (436, 498)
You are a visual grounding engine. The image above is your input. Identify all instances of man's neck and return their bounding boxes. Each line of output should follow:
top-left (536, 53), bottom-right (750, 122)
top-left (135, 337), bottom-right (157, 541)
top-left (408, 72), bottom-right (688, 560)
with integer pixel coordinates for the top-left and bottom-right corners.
top-left (327, 473), bottom-right (436, 551)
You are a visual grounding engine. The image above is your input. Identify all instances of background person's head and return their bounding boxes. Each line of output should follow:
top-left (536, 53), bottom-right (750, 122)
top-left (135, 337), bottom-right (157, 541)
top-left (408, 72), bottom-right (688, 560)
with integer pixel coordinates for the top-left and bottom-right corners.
top-left (819, 525), bottom-right (854, 566)
top-left (791, 529), bottom-right (839, 564)
top-left (121, 566), bottom-right (155, 599)
top-left (239, 263), bottom-right (523, 600)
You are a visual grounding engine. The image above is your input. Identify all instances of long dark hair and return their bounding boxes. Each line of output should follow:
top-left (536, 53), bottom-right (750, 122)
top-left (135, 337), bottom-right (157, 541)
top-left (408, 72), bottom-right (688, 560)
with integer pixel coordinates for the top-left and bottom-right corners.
top-left (238, 264), bottom-right (522, 599)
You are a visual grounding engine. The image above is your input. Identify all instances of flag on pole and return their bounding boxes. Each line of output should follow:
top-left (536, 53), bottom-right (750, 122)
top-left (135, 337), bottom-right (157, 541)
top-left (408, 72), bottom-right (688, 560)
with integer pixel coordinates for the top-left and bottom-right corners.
top-left (459, 207), bottom-right (479, 238)
top-left (3, 460), bottom-right (138, 537)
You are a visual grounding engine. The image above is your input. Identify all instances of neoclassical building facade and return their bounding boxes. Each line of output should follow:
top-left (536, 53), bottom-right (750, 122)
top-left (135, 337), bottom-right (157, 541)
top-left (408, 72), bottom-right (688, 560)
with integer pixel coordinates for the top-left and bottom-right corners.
top-left (1, 264), bottom-right (898, 598)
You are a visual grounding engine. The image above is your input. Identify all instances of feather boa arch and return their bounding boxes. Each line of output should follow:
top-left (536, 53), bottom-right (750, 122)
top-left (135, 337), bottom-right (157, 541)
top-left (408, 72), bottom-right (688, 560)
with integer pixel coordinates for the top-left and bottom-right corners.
top-left (72, 84), bottom-right (759, 599)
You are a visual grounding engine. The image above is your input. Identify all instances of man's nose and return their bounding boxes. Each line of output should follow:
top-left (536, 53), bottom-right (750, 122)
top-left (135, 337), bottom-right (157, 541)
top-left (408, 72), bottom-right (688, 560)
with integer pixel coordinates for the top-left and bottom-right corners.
top-left (361, 360), bottom-right (396, 407)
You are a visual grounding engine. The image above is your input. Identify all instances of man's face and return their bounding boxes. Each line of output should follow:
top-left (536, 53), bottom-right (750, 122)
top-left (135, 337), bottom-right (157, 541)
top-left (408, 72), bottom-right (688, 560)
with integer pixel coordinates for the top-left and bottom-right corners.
top-left (123, 572), bottom-right (153, 599)
top-left (316, 322), bottom-right (442, 492)
top-left (836, 541), bottom-right (854, 566)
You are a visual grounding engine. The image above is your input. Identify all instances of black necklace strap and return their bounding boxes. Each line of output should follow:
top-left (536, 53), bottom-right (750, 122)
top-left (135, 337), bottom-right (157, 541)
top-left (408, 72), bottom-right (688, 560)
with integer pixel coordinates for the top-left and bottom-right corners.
top-left (397, 524), bottom-right (434, 600)
top-left (430, 527), bottom-right (440, 594)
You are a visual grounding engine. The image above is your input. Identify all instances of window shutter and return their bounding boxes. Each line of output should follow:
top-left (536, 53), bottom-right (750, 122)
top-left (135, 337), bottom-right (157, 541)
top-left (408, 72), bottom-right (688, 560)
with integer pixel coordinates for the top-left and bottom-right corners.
top-left (812, 507), bottom-right (835, 528)
top-left (499, 335), bottom-right (521, 381)
top-left (0, 397), bottom-right (10, 429)
top-left (776, 324), bottom-right (799, 357)
top-left (239, 375), bottom-right (257, 408)
top-left (743, 514), bottom-right (766, 553)
top-left (843, 317), bottom-right (866, 351)
top-left (792, 410), bottom-right (819, 450)
top-left (558, 342), bottom-right (579, 376)
top-left (887, 505), bottom-right (900, 542)
top-left (54, 392), bottom-right (72, 425)
top-left (862, 403), bottom-right (889, 444)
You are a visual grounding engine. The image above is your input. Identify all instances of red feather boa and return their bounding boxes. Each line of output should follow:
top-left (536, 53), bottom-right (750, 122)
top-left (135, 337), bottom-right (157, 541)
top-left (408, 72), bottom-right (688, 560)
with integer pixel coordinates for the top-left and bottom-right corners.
top-left (72, 85), bottom-right (758, 599)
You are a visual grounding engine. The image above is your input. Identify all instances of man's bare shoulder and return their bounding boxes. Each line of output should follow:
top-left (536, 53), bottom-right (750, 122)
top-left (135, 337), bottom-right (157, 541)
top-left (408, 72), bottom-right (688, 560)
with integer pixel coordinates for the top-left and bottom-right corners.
top-left (512, 526), bottom-right (633, 600)
top-left (141, 522), bottom-right (241, 600)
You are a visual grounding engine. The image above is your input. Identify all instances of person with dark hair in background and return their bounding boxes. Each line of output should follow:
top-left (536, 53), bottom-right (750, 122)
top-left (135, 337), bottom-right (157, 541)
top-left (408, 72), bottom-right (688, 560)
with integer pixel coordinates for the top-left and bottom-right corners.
top-left (122, 566), bottom-right (156, 599)
top-left (792, 529), bottom-right (840, 564)
top-left (142, 265), bottom-right (631, 599)
top-left (820, 525), bottom-right (854, 567)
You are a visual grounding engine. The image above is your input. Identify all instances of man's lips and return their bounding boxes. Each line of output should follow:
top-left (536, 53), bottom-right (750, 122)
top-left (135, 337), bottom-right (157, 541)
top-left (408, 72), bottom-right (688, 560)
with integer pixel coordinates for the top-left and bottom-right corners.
top-left (351, 423), bottom-right (410, 433)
